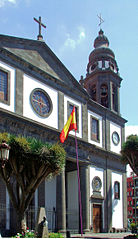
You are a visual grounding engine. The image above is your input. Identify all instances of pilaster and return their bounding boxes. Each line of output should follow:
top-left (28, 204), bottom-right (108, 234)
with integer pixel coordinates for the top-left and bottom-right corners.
top-left (117, 87), bottom-right (120, 114)
top-left (121, 125), bottom-right (125, 147)
top-left (109, 81), bottom-right (112, 111)
top-left (105, 117), bottom-right (110, 151)
top-left (82, 103), bottom-right (88, 141)
top-left (15, 69), bottom-right (23, 115)
top-left (58, 91), bottom-right (64, 131)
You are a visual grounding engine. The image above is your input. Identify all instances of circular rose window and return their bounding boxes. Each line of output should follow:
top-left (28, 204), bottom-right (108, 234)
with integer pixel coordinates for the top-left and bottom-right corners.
top-left (30, 88), bottom-right (52, 117)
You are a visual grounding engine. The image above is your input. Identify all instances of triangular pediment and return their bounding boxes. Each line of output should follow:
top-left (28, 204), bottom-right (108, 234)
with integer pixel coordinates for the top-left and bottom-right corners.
top-left (4, 47), bottom-right (60, 80)
top-left (0, 34), bottom-right (88, 99)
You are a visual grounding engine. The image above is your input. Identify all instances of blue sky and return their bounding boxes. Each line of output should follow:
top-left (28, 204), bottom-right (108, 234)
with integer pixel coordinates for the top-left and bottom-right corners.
top-left (0, 0), bottom-right (138, 134)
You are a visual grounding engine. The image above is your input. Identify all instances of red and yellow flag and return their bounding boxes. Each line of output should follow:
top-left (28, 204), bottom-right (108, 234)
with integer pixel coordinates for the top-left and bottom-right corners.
top-left (60, 106), bottom-right (77, 143)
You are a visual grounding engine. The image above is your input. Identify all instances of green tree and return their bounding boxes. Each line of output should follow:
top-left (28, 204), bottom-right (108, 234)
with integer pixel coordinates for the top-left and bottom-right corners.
top-left (0, 132), bottom-right (66, 233)
top-left (121, 134), bottom-right (138, 176)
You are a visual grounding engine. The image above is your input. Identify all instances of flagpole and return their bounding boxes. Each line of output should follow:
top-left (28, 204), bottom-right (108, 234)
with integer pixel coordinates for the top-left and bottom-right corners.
top-left (75, 130), bottom-right (83, 236)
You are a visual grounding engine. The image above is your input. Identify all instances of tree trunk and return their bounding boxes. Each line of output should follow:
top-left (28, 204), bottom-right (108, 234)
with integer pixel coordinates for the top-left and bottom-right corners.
top-left (16, 211), bottom-right (27, 233)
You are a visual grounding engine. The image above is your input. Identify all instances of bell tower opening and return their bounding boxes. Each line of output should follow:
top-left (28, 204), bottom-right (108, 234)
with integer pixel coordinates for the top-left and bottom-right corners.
top-left (91, 84), bottom-right (96, 101)
top-left (100, 84), bottom-right (108, 108)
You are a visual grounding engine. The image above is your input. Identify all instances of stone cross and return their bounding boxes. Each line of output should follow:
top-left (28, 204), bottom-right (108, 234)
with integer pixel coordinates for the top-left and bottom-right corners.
top-left (34, 16), bottom-right (46, 40)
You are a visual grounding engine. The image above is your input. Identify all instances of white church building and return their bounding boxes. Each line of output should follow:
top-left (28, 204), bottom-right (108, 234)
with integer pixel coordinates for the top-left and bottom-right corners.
top-left (0, 22), bottom-right (127, 235)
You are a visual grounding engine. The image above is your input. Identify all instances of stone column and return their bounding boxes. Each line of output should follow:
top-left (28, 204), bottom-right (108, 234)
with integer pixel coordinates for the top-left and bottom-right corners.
top-left (38, 181), bottom-right (45, 207)
top-left (80, 165), bottom-right (90, 232)
top-left (56, 170), bottom-right (66, 232)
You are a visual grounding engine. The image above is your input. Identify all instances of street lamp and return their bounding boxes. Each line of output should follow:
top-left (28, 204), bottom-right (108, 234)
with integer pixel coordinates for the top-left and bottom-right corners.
top-left (0, 140), bottom-right (10, 167)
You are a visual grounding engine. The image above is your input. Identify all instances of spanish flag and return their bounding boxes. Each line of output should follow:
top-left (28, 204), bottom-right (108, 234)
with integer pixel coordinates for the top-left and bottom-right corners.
top-left (60, 106), bottom-right (77, 143)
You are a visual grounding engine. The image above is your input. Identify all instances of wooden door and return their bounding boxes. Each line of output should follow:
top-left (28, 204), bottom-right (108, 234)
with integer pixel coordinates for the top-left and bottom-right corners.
top-left (93, 204), bottom-right (102, 233)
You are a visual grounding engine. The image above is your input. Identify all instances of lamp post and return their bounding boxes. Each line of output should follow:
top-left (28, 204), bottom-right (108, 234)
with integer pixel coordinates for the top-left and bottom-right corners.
top-left (0, 140), bottom-right (10, 168)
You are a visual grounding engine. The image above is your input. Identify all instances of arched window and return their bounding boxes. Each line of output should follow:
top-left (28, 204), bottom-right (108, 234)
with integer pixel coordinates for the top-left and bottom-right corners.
top-left (100, 84), bottom-right (108, 108)
top-left (114, 181), bottom-right (120, 199)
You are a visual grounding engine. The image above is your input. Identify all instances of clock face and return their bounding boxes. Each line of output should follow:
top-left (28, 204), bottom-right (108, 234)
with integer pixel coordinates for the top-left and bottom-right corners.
top-left (30, 88), bottom-right (52, 117)
top-left (112, 131), bottom-right (120, 146)
top-left (92, 176), bottom-right (102, 191)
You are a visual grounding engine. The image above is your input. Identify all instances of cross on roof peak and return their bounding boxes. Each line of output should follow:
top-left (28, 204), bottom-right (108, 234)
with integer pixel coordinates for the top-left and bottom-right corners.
top-left (34, 16), bottom-right (46, 41)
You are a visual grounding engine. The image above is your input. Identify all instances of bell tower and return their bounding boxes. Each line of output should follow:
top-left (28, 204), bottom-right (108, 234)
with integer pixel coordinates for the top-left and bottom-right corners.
top-left (80, 29), bottom-right (122, 114)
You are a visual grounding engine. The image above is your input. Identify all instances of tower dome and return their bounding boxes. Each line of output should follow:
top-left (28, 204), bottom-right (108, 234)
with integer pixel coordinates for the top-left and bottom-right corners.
top-left (94, 29), bottom-right (109, 48)
top-left (87, 29), bottom-right (119, 75)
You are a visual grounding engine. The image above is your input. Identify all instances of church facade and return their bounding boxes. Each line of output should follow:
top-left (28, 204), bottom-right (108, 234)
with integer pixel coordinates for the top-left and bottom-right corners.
top-left (0, 27), bottom-right (127, 234)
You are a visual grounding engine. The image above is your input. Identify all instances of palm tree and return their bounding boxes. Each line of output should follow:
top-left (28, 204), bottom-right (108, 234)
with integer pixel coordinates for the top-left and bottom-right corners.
top-left (121, 134), bottom-right (138, 176)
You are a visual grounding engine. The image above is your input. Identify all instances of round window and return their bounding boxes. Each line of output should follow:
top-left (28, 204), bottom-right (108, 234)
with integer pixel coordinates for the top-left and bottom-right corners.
top-left (30, 88), bottom-right (52, 117)
top-left (112, 131), bottom-right (120, 146)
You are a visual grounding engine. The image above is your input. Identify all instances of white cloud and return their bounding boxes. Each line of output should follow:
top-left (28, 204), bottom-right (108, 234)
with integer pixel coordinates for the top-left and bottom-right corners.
top-left (125, 125), bottom-right (138, 139)
top-left (0, 0), bottom-right (16, 7)
top-left (58, 26), bottom-right (86, 56)
top-left (78, 26), bottom-right (86, 43)
top-left (64, 34), bottom-right (76, 50)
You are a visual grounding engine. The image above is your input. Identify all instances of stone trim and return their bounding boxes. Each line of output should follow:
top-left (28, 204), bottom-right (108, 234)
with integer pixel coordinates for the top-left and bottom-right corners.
top-left (58, 91), bottom-right (64, 131)
top-left (15, 69), bottom-right (23, 115)
top-left (90, 115), bottom-right (100, 143)
top-left (30, 88), bottom-right (53, 118)
top-left (82, 103), bottom-right (88, 141)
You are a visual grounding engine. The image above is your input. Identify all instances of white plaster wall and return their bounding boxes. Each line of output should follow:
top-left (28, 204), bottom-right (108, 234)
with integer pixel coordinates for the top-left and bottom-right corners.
top-left (0, 61), bottom-right (15, 112)
top-left (67, 171), bottom-right (79, 229)
top-left (45, 177), bottom-right (56, 210)
top-left (23, 74), bottom-right (58, 129)
top-left (64, 96), bottom-right (82, 138)
top-left (112, 172), bottom-right (123, 228)
top-left (88, 111), bottom-right (102, 147)
top-left (89, 166), bottom-right (104, 199)
top-left (89, 167), bottom-right (104, 226)
top-left (110, 122), bottom-right (121, 154)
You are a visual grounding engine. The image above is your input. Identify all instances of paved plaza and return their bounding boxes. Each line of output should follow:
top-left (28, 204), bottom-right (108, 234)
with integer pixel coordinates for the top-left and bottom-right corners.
top-left (71, 232), bottom-right (133, 239)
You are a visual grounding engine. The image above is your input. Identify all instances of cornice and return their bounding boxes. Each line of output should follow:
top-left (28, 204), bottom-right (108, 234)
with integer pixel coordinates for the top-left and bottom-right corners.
top-left (0, 108), bottom-right (125, 165)
top-left (85, 69), bottom-right (123, 85)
